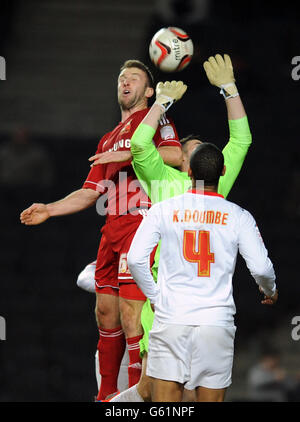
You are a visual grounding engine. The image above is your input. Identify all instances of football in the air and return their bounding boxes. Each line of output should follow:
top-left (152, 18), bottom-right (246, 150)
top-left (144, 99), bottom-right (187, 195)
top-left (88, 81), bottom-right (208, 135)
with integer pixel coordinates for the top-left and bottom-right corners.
top-left (149, 27), bottom-right (193, 72)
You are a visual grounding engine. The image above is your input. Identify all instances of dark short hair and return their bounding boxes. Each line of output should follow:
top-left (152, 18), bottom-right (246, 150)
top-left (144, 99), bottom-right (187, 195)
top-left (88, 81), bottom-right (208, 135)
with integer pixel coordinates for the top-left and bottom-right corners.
top-left (189, 142), bottom-right (224, 186)
top-left (120, 60), bottom-right (155, 89)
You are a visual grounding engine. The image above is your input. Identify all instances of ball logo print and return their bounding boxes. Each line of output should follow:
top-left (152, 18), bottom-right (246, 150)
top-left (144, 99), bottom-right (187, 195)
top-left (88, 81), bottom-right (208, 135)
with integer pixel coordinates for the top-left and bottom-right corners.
top-left (149, 27), bottom-right (193, 72)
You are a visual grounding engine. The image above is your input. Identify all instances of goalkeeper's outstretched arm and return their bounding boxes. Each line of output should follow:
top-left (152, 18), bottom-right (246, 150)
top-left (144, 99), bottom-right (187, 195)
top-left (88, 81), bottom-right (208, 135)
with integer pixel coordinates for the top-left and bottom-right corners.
top-left (203, 54), bottom-right (252, 198)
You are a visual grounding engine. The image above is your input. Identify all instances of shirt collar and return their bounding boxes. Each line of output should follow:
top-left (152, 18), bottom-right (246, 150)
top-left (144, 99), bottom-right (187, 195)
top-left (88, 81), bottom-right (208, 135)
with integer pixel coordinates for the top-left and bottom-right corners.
top-left (187, 189), bottom-right (224, 199)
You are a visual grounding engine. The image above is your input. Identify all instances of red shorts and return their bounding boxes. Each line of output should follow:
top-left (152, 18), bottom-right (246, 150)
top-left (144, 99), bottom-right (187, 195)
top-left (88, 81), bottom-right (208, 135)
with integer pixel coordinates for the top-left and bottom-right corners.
top-left (95, 213), bottom-right (156, 301)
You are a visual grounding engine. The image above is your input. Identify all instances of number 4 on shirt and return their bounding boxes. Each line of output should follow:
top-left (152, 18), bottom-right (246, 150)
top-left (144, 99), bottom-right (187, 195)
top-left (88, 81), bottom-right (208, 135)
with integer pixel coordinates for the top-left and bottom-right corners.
top-left (183, 230), bottom-right (215, 277)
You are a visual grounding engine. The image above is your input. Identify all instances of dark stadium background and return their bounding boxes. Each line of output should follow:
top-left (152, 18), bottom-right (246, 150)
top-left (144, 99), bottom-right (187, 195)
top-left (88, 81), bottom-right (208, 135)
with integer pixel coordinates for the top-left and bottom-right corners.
top-left (0, 0), bottom-right (299, 402)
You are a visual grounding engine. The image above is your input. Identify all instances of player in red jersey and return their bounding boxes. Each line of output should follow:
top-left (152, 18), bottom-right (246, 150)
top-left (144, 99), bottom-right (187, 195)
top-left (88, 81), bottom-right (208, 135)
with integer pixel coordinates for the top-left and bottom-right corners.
top-left (76, 261), bottom-right (129, 393)
top-left (20, 60), bottom-right (182, 401)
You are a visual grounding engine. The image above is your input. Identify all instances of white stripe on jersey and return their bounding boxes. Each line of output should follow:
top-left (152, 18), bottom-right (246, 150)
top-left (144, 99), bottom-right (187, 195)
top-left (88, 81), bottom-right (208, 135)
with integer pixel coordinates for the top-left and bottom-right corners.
top-left (157, 139), bottom-right (181, 147)
top-left (159, 114), bottom-right (170, 125)
top-left (83, 180), bottom-right (105, 191)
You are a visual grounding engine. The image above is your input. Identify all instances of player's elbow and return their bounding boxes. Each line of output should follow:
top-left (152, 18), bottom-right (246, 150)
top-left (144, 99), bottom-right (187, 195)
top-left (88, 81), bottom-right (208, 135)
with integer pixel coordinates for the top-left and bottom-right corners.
top-left (130, 132), bottom-right (145, 153)
top-left (76, 264), bottom-right (96, 293)
top-left (76, 269), bottom-right (88, 288)
top-left (76, 274), bottom-right (88, 291)
top-left (76, 275), bottom-right (85, 290)
top-left (127, 249), bottom-right (136, 275)
top-left (127, 249), bottom-right (144, 281)
top-left (82, 188), bottom-right (101, 204)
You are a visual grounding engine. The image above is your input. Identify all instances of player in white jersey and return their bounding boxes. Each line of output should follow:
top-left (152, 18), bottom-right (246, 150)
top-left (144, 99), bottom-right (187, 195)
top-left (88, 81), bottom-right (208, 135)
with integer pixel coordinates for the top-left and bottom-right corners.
top-left (127, 142), bottom-right (278, 402)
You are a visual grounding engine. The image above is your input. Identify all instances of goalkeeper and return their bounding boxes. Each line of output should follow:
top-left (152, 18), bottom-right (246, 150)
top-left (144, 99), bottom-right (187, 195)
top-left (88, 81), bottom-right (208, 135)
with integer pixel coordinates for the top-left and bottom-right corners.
top-left (90, 54), bottom-right (252, 402)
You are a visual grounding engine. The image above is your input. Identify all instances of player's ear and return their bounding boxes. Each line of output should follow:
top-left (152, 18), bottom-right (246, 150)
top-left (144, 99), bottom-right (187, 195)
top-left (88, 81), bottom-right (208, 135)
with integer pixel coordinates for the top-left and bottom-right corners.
top-left (145, 86), bottom-right (154, 99)
top-left (188, 166), bottom-right (193, 178)
top-left (221, 165), bottom-right (226, 176)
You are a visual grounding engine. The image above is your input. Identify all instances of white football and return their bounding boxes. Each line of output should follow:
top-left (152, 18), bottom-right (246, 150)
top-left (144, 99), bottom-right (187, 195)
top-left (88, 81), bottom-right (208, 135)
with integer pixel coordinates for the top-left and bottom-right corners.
top-left (149, 27), bottom-right (193, 72)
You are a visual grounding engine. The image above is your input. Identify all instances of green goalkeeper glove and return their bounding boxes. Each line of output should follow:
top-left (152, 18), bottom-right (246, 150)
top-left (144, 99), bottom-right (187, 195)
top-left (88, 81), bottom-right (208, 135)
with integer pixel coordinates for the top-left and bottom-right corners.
top-left (203, 54), bottom-right (239, 99)
top-left (155, 80), bottom-right (188, 112)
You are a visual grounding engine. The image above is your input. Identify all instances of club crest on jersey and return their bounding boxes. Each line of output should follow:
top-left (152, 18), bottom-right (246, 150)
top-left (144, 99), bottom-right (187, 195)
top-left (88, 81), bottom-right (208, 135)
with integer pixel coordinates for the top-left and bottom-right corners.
top-left (120, 119), bottom-right (132, 135)
top-left (160, 124), bottom-right (175, 141)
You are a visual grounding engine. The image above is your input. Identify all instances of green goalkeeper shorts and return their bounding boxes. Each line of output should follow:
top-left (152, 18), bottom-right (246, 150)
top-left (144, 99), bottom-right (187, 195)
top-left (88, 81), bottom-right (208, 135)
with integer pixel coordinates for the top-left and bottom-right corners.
top-left (139, 298), bottom-right (155, 358)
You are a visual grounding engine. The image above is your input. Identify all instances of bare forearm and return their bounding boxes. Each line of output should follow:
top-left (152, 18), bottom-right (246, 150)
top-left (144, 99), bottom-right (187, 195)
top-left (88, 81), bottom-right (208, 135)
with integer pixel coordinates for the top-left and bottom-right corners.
top-left (46, 188), bottom-right (99, 217)
top-left (142, 103), bottom-right (165, 130)
top-left (225, 95), bottom-right (246, 120)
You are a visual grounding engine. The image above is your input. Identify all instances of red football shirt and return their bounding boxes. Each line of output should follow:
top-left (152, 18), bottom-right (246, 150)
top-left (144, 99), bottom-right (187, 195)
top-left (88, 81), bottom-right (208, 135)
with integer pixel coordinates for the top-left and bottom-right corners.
top-left (83, 108), bottom-right (180, 219)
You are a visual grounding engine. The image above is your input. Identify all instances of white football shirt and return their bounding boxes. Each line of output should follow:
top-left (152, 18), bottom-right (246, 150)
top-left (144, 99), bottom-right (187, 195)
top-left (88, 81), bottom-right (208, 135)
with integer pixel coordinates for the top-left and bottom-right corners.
top-left (127, 190), bottom-right (276, 326)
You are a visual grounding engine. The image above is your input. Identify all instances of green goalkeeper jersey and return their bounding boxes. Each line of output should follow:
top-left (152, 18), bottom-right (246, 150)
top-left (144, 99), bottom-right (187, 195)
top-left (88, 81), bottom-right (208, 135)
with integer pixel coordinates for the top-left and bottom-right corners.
top-left (131, 116), bottom-right (252, 280)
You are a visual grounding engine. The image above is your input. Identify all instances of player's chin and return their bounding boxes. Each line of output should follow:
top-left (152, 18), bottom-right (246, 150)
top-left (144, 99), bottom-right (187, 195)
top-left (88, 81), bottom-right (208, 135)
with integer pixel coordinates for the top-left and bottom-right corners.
top-left (118, 95), bottom-right (129, 107)
top-left (119, 95), bottom-right (138, 111)
top-left (119, 101), bottom-right (132, 111)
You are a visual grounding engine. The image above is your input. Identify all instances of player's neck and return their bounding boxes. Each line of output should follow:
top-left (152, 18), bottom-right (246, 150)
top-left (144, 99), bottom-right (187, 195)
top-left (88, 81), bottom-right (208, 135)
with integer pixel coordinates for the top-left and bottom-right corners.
top-left (192, 181), bottom-right (218, 193)
top-left (120, 103), bottom-right (148, 122)
top-left (204, 186), bottom-right (218, 193)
